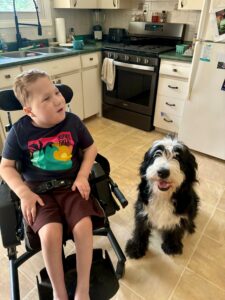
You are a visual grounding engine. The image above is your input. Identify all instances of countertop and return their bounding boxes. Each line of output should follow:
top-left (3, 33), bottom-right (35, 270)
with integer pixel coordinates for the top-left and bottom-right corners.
top-left (159, 50), bottom-right (192, 63)
top-left (0, 43), bottom-right (103, 69)
top-left (0, 43), bottom-right (192, 69)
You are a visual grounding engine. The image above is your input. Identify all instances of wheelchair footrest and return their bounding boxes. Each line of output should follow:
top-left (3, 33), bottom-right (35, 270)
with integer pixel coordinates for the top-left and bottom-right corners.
top-left (37, 248), bottom-right (119, 300)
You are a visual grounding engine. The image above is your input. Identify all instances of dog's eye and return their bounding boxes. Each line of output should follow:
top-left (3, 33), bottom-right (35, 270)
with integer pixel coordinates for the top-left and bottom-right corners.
top-left (153, 150), bottom-right (162, 158)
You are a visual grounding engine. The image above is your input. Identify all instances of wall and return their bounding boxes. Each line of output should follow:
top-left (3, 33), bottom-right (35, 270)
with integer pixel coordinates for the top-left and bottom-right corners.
top-left (103, 0), bottom-right (201, 41)
top-left (0, 0), bottom-right (200, 43)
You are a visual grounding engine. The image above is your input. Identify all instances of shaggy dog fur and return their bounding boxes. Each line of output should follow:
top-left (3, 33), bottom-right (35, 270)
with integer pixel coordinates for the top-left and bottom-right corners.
top-left (125, 137), bottom-right (199, 258)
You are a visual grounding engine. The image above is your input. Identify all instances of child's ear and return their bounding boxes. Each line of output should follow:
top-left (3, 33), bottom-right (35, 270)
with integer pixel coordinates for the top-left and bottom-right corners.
top-left (23, 107), bottom-right (34, 117)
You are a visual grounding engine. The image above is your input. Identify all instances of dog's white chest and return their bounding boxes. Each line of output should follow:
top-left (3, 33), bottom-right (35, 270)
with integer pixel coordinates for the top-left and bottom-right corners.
top-left (145, 193), bottom-right (181, 230)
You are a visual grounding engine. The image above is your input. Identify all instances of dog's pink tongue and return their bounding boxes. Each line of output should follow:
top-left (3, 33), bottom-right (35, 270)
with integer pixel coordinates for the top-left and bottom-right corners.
top-left (158, 180), bottom-right (171, 189)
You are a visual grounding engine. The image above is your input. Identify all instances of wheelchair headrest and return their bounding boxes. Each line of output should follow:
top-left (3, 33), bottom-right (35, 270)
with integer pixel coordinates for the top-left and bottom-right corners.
top-left (0, 84), bottom-right (73, 111)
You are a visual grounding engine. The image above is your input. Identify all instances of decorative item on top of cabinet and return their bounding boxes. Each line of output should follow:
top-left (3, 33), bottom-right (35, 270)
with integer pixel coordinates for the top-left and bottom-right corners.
top-left (54, 0), bottom-right (98, 9)
top-left (178, 0), bottom-right (203, 10)
top-left (153, 60), bottom-right (191, 134)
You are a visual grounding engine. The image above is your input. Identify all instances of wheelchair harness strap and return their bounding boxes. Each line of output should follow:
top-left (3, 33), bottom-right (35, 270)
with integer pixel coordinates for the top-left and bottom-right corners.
top-left (33, 179), bottom-right (74, 194)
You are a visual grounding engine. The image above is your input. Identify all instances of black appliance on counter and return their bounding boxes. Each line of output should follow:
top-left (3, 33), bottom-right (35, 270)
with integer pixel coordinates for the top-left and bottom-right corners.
top-left (102, 22), bottom-right (186, 131)
top-left (108, 28), bottom-right (127, 43)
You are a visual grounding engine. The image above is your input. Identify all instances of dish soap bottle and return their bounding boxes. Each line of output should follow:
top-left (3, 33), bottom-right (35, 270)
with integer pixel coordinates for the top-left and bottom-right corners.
top-left (67, 27), bottom-right (75, 43)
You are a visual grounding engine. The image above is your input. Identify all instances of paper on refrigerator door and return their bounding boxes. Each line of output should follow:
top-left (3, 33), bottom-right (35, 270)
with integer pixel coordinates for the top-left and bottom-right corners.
top-left (200, 44), bottom-right (212, 62)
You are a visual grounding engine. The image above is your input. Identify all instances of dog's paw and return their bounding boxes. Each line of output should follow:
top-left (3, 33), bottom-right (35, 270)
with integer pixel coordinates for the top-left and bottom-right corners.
top-left (125, 239), bottom-right (147, 259)
top-left (161, 241), bottom-right (183, 255)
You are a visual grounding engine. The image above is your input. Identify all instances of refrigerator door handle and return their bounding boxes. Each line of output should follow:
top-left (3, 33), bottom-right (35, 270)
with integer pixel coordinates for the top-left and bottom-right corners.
top-left (187, 41), bottom-right (201, 100)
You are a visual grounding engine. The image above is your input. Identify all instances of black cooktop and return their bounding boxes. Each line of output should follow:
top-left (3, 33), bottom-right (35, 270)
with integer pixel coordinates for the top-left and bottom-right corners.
top-left (103, 42), bottom-right (175, 56)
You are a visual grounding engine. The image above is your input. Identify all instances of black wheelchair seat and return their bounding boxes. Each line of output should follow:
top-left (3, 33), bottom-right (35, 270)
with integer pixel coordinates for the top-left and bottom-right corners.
top-left (0, 84), bottom-right (128, 300)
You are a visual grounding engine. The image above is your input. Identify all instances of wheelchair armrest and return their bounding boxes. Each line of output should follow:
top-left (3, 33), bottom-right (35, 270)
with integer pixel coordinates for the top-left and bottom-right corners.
top-left (0, 181), bottom-right (22, 248)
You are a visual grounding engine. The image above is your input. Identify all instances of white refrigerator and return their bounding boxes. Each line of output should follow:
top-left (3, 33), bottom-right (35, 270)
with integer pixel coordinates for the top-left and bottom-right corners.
top-left (178, 0), bottom-right (225, 160)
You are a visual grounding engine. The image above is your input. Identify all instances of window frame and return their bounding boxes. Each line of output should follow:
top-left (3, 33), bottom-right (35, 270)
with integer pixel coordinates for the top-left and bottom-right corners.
top-left (0, 0), bottom-right (52, 28)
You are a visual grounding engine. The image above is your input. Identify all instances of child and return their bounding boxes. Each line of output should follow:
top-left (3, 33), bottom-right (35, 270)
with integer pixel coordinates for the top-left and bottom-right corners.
top-left (0, 69), bottom-right (104, 300)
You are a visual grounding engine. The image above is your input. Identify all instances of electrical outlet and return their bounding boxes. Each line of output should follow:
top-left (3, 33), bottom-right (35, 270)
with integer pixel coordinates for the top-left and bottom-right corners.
top-left (143, 4), bottom-right (149, 14)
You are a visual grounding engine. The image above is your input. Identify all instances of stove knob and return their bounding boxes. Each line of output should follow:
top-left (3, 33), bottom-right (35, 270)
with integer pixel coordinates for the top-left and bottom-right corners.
top-left (108, 52), bottom-right (112, 58)
top-left (136, 57), bottom-right (142, 64)
top-left (114, 53), bottom-right (118, 59)
top-left (144, 58), bottom-right (149, 65)
top-left (124, 55), bottom-right (130, 62)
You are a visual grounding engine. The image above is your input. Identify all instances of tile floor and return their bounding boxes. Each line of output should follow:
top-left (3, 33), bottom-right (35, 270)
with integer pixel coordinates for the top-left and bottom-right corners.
top-left (0, 116), bottom-right (225, 300)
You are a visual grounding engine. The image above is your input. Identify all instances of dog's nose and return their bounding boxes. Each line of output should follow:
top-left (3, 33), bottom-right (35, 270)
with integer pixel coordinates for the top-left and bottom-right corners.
top-left (157, 168), bottom-right (170, 179)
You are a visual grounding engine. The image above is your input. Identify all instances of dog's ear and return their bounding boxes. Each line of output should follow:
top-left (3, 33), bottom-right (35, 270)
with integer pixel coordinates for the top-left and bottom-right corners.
top-left (140, 148), bottom-right (153, 176)
top-left (185, 147), bottom-right (198, 183)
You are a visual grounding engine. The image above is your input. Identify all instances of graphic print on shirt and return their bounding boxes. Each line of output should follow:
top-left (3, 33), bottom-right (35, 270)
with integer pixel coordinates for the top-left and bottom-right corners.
top-left (28, 132), bottom-right (74, 170)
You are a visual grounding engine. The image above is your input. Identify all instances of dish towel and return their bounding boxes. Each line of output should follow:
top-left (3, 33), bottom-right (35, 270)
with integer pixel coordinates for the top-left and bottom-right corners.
top-left (101, 58), bottom-right (116, 91)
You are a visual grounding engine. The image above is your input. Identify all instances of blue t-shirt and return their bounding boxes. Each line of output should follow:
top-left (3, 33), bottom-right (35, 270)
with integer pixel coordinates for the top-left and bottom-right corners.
top-left (2, 112), bottom-right (94, 182)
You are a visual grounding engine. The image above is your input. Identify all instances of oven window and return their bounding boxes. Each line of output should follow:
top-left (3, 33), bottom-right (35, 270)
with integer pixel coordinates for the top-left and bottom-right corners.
top-left (106, 68), bottom-right (152, 107)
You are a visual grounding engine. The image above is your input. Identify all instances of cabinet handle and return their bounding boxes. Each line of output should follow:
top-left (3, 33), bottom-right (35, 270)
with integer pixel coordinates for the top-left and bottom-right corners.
top-left (181, 1), bottom-right (184, 8)
top-left (5, 74), bottom-right (11, 79)
top-left (113, 0), bottom-right (116, 7)
top-left (163, 118), bottom-right (173, 123)
top-left (166, 102), bottom-right (176, 107)
top-left (172, 68), bottom-right (178, 72)
top-left (168, 85), bottom-right (178, 89)
top-left (74, 0), bottom-right (77, 7)
top-left (89, 57), bottom-right (94, 61)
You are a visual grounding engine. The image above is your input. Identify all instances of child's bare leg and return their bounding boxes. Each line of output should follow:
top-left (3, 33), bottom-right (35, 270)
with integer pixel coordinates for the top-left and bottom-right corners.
top-left (73, 217), bottom-right (93, 300)
top-left (38, 222), bottom-right (68, 300)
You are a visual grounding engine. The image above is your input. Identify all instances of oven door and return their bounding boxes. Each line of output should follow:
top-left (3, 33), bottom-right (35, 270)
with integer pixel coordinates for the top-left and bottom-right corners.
top-left (103, 61), bottom-right (158, 116)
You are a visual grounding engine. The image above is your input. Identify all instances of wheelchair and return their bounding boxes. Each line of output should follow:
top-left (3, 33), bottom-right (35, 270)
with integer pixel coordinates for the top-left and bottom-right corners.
top-left (0, 84), bottom-right (128, 300)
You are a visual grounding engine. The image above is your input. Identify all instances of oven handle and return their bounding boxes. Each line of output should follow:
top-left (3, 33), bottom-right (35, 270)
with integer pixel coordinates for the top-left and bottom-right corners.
top-left (114, 61), bottom-right (155, 72)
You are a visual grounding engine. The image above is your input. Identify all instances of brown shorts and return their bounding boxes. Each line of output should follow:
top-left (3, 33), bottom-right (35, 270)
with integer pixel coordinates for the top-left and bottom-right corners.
top-left (27, 185), bottom-right (105, 234)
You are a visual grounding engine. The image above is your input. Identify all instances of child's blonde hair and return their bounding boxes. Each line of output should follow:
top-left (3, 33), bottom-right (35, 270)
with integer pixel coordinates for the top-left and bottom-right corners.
top-left (13, 69), bottom-right (50, 106)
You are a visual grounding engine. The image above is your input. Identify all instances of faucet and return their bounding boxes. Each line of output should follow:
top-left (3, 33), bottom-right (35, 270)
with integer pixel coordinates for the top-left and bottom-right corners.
top-left (13, 0), bottom-right (42, 50)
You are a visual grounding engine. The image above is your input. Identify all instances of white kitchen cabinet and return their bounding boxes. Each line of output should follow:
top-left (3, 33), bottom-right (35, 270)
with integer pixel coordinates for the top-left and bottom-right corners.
top-left (154, 59), bottom-right (191, 133)
top-left (0, 66), bottom-right (24, 141)
top-left (54, 0), bottom-right (98, 9)
top-left (54, 0), bottom-right (132, 9)
top-left (178, 0), bottom-right (203, 10)
top-left (81, 52), bottom-right (101, 118)
top-left (22, 56), bottom-right (84, 120)
top-left (98, 0), bottom-right (132, 9)
top-left (54, 72), bottom-right (84, 119)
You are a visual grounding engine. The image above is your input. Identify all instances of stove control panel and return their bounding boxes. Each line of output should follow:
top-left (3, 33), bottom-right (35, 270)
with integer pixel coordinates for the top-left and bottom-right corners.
top-left (104, 51), bottom-right (159, 67)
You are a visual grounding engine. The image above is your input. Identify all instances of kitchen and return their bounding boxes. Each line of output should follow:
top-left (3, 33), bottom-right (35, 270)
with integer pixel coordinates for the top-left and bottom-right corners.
top-left (0, 1), bottom-right (225, 299)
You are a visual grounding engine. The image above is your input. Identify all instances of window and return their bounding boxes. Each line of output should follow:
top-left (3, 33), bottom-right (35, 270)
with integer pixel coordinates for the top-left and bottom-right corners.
top-left (0, 0), bottom-right (52, 28)
top-left (0, 0), bottom-right (36, 12)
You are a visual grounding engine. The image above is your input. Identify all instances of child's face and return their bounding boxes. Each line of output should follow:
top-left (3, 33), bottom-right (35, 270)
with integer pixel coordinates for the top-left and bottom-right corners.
top-left (24, 77), bottom-right (66, 128)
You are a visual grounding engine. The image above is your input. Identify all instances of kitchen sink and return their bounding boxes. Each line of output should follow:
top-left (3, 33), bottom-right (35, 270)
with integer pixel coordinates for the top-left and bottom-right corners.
top-left (1, 51), bottom-right (44, 58)
top-left (34, 47), bottom-right (72, 54)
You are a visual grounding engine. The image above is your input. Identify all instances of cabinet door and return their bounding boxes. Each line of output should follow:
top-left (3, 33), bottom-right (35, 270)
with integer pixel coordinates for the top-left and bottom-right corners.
top-left (178, 0), bottom-right (203, 10)
top-left (98, 0), bottom-right (118, 8)
top-left (57, 72), bottom-right (84, 120)
top-left (75, 0), bottom-right (98, 8)
top-left (54, 0), bottom-right (97, 9)
top-left (82, 67), bottom-right (101, 118)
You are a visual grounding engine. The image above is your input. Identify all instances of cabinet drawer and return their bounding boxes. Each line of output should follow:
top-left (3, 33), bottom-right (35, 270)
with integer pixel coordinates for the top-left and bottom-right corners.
top-left (81, 53), bottom-right (99, 68)
top-left (22, 56), bottom-right (81, 76)
top-left (157, 77), bottom-right (188, 98)
top-left (160, 60), bottom-right (191, 78)
top-left (0, 66), bottom-right (21, 88)
top-left (155, 95), bottom-right (185, 116)
top-left (154, 111), bottom-right (181, 133)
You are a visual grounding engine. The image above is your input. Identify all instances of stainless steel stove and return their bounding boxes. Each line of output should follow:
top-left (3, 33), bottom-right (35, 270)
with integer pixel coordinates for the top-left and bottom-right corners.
top-left (102, 22), bottom-right (186, 131)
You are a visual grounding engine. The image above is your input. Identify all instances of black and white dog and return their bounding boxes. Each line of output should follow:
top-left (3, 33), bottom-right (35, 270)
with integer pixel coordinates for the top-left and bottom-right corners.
top-left (125, 137), bottom-right (199, 258)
